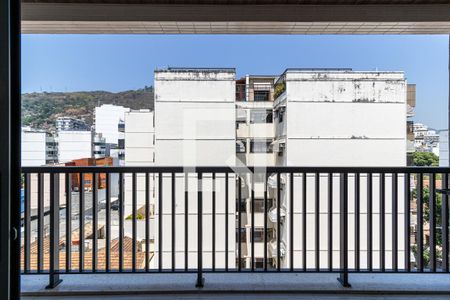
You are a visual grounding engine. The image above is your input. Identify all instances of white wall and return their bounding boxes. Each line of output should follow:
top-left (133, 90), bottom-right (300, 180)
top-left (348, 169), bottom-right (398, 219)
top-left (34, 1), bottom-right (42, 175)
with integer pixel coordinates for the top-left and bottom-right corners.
top-left (154, 69), bottom-right (237, 269)
top-left (284, 71), bottom-right (407, 167)
top-left (95, 104), bottom-right (130, 144)
top-left (125, 111), bottom-right (155, 166)
top-left (22, 131), bottom-right (47, 166)
top-left (57, 131), bottom-right (92, 163)
top-left (274, 70), bottom-right (408, 269)
top-left (440, 130), bottom-right (448, 166)
top-left (155, 70), bottom-right (236, 167)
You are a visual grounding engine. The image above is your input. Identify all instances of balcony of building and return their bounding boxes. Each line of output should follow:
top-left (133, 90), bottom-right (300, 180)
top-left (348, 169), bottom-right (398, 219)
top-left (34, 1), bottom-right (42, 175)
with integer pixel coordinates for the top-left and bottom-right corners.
top-left (17, 166), bottom-right (450, 298)
top-left (3, 0), bottom-right (450, 298)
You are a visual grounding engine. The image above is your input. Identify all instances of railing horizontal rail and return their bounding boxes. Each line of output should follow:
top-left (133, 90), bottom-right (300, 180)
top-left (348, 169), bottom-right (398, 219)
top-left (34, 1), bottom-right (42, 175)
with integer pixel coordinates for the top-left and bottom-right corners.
top-left (21, 166), bottom-right (450, 173)
top-left (19, 166), bottom-right (450, 289)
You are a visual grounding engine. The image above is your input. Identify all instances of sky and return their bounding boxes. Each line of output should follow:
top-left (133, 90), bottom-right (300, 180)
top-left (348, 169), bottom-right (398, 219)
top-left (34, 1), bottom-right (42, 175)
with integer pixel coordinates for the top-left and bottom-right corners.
top-left (22, 34), bottom-right (449, 129)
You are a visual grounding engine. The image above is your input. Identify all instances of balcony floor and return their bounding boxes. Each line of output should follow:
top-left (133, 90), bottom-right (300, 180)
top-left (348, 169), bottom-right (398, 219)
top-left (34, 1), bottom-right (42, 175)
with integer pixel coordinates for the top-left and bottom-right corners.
top-left (22, 273), bottom-right (450, 299)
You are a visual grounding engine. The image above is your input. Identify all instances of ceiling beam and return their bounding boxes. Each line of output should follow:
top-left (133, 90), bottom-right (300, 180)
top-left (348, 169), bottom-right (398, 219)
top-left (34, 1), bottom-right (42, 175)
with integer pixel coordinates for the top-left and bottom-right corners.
top-left (21, 3), bottom-right (450, 34)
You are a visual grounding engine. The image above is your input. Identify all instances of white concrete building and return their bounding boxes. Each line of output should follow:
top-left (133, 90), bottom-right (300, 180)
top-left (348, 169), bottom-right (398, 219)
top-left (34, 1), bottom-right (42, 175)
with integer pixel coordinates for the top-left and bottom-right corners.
top-left (123, 67), bottom-right (409, 272)
top-left (94, 104), bottom-right (130, 145)
top-left (21, 127), bottom-right (58, 166)
top-left (439, 130), bottom-right (448, 166)
top-left (154, 68), bottom-right (237, 270)
top-left (272, 69), bottom-right (408, 270)
top-left (55, 116), bottom-right (89, 131)
top-left (413, 122), bottom-right (440, 154)
top-left (235, 75), bottom-right (277, 268)
top-left (93, 133), bottom-right (108, 159)
top-left (123, 110), bottom-right (156, 243)
top-left (57, 130), bottom-right (92, 163)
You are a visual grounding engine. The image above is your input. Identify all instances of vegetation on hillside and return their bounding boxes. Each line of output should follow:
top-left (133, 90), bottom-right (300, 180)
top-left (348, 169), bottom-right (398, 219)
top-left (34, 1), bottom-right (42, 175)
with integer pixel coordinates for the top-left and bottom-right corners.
top-left (21, 86), bottom-right (154, 131)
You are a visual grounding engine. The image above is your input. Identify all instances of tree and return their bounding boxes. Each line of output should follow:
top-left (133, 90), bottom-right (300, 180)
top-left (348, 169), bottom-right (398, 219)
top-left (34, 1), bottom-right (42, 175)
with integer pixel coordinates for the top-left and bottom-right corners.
top-left (413, 152), bottom-right (439, 166)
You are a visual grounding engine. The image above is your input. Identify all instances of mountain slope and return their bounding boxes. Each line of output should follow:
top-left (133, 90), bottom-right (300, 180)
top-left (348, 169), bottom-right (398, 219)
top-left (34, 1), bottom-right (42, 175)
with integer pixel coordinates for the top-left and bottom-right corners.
top-left (21, 87), bottom-right (154, 131)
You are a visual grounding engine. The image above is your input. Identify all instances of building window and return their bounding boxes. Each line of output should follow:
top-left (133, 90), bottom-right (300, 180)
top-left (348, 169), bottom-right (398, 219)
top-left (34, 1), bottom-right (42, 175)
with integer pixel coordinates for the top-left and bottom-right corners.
top-left (237, 228), bottom-right (246, 243)
top-left (251, 198), bottom-right (274, 213)
top-left (250, 109), bottom-right (273, 124)
top-left (236, 139), bottom-right (246, 153)
top-left (250, 139), bottom-right (272, 153)
top-left (254, 90), bottom-right (270, 102)
top-left (237, 199), bottom-right (246, 212)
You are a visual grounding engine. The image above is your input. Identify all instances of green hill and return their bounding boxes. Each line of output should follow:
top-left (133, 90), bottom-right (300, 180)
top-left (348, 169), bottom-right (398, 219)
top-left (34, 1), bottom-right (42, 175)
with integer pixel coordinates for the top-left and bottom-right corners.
top-left (21, 87), bottom-right (154, 131)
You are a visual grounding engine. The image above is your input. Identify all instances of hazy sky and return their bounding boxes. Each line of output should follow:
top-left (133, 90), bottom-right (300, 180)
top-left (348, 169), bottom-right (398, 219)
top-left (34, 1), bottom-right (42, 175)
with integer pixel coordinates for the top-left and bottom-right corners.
top-left (22, 34), bottom-right (449, 129)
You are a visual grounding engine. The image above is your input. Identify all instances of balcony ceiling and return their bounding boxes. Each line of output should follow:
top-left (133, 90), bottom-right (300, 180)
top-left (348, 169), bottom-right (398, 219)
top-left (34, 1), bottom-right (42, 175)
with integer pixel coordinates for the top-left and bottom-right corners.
top-left (21, 0), bottom-right (450, 34)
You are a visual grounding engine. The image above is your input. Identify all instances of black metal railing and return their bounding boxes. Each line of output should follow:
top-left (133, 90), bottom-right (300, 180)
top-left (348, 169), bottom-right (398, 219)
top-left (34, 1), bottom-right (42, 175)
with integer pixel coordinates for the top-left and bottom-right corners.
top-left (20, 166), bottom-right (450, 288)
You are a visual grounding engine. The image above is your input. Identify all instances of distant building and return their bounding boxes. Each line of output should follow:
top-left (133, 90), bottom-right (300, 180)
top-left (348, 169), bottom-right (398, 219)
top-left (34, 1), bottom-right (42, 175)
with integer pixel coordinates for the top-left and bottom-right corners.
top-left (94, 104), bottom-right (130, 145)
top-left (413, 122), bottom-right (439, 154)
top-left (440, 130), bottom-right (448, 166)
top-left (93, 133), bottom-right (108, 159)
top-left (406, 84), bottom-right (416, 165)
top-left (21, 127), bottom-right (58, 166)
top-left (95, 104), bottom-right (130, 163)
top-left (57, 130), bottom-right (92, 163)
top-left (56, 116), bottom-right (89, 131)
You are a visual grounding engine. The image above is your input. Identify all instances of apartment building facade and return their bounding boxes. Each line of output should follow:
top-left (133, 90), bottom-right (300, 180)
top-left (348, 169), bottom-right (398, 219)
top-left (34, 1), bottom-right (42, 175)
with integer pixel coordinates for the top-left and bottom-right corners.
top-left (21, 127), bottom-right (58, 166)
top-left (271, 69), bottom-right (407, 270)
top-left (55, 116), bottom-right (89, 131)
top-left (123, 110), bottom-right (156, 248)
top-left (154, 68), bottom-right (237, 270)
top-left (57, 130), bottom-right (93, 163)
top-left (235, 75), bottom-right (277, 269)
top-left (120, 67), bottom-right (409, 271)
top-left (95, 104), bottom-right (130, 162)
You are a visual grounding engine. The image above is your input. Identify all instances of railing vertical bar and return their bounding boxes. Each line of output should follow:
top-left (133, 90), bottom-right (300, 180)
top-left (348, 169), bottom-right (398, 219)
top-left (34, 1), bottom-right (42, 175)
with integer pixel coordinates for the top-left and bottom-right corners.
top-left (158, 172), bottom-right (163, 272)
top-left (24, 173), bottom-right (31, 273)
top-left (264, 172), bottom-right (268, 272)
top-left (46, 173), bottom-right (61, 289)
top-left (302, 172), bottom-right (307, 272)
top-left (172, 172), bottom-right (176, 272)
top-left (79, 172), bottom-right (85, 272)
top-left (315, 172), bottom-right (320, 271)
top-left (443, 173), bottom-right (449, 272)
top-left (417, 173), bottom-right (424, 272)
top-left (277, 172), bottom-right (281, 272)
top-left (392, 172), bottom-right (398, 272)
top-left (328, 172), bottom-right (333, 271)
top-left (65, 173), bottom-right (72, 272)
top-left (290, 172), bottom-right (294, 272)
top-left (338, 172), bottom-right (350, 287)
top-left (145, 173), bottom-right (150, 272)
top-left (119, 173), bottom-right (124, 272)
top-left (212, 172), bottom-right (216, 272)
top-left (225, 172), bottom-right (229, 272)
top-left (404, 172), bottom-right (411, 272)
top-left (238, 175), bottom-right (242, 272)
top-left (185, 172), bottom-right (189, 272)
top-left (132, 172), bottom-right (137, 272)
top-left (92, 173), bottom-right (98, 272)
top-left (430, 172), bottom-right (436, 272)
top-left (37, 173), bottom-right (44, 273)
top-left (196, 172), bottom-right (204, 288)
top-left (251, 172), bottom-right (255, 272)
top-left (367, 173), bottom-right (373, 272)
top-left (105, 173), bottom-right (111, 272)
top-left (379, 173), bottom-right (385, 272)
top-left (355, 173), bottom-right (360, 271)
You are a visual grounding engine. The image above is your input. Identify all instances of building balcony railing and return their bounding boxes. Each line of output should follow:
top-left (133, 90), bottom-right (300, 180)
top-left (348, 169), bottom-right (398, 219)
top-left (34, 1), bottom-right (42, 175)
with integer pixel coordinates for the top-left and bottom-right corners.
top-left (20, 166), bottom-right (450, 289)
